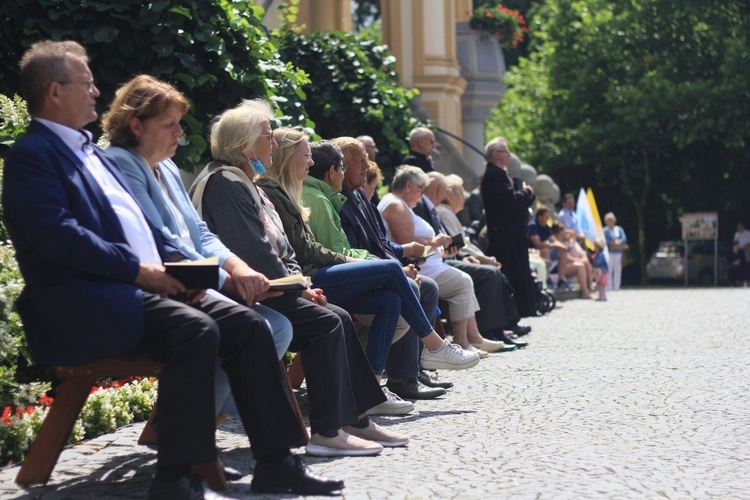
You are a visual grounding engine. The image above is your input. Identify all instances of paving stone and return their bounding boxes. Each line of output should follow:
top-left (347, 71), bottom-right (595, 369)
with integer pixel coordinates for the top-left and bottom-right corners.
top-left (1, 289), bottom-right (749, 498)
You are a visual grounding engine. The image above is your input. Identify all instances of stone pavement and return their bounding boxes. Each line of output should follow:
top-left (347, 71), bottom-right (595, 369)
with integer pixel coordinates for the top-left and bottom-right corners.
top-left (1, 288), bottom-right (748, 498)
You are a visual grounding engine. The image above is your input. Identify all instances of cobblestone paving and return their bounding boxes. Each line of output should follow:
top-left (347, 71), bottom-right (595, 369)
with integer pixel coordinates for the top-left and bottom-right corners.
top-left (2, 288), bottom-right (748, 499)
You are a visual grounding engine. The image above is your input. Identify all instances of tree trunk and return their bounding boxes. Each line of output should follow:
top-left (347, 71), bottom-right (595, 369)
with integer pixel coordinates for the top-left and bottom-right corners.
top-left (620, 146), bottom-right (651, 285)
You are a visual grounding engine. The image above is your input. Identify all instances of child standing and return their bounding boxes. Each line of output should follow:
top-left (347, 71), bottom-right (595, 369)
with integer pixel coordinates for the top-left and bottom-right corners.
top-left (591, 239), bottom-right (609, 301)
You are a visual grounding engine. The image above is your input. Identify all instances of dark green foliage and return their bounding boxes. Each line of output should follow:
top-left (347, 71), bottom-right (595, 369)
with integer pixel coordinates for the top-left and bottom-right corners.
top-left (352, 0), bottom-right (382, 32)
top-left (277, 29), bottom-right (420, 179)
top-left (490, 0), bottom-right (750, 282)
top-left (0, 0), bottom-right (311, 170)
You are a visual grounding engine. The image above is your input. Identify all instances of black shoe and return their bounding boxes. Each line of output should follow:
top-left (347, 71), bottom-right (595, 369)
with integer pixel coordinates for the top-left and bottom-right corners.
top-left (251, 454), bottom-right (344, 495)
top-left (387, 377), bottom-right (447, 400)
top-left (417, 370), bottom-right (454, 389)
top-left (511, 324), bottom-right (532, 336)
top-left (499, 331), bottom-right (528, 348)
top-left (148, 473), bottom-right (230, 500)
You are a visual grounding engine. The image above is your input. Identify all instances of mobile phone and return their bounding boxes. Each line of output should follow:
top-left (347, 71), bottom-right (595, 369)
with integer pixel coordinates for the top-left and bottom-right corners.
top-left (449, 233), bottom-right (465, 250)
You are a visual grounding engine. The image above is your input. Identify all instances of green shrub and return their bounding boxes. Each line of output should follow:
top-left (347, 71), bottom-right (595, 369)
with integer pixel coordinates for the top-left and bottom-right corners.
top-left (0, 0), bottom-right (311, 170)
top-left (1, 378), bottom-right (157, 465)
top-left (277, 29), bottom-right (421, 180)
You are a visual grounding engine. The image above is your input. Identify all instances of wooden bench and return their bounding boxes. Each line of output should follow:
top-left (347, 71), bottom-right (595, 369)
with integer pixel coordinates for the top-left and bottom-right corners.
top-left (18, 355), bottom-right (313, 489)
top-left (15, 355), bottom-right (227, 489)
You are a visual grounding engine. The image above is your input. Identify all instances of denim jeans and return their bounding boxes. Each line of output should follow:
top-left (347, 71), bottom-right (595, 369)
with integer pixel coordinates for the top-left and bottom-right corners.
top-left (312, 260), bottom-right (433, 375)
top-left (208, 290), bottom-right (294, 417)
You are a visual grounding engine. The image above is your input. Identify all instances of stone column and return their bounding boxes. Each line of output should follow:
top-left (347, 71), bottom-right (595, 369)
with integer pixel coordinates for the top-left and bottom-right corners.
top-left (382, 0), bottom-right (467, 151)
top-left (456, 21), bottom-right (507, 178)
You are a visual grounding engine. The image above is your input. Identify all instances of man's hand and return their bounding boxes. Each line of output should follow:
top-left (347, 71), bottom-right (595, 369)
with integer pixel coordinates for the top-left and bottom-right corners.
top-left (432, 234), bottom-right (452, 248)
top-left (401, 241), bottom-right (426, 259)
top-left (302, 288), bottom-right (327, 306)
top-left (184, 289), bottom-right (207, 305)
top-left (135, 263), bottom-right (185, 297)
top-left (442, 245), bottom-right (460, 258)
top-left (402, 264), bottom-right (418, 280)
top-left (463, 255), bottom-right (480, 264)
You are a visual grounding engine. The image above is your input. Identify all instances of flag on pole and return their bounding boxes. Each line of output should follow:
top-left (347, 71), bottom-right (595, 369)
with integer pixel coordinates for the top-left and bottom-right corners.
top-left (576, 188), bottom-right (597, 250)
top-left (586, 188), bottom-right (609, 264)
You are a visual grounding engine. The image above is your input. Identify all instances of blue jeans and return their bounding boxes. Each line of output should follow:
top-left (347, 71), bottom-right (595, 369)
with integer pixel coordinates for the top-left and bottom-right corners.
top-left (208, 290), bottom-right (293, 417)
top-left (312, 260), bottom-right (433, 375)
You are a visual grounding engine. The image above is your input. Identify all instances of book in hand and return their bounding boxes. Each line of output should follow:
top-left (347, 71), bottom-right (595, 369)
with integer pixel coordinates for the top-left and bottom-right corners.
top-left (268, 274), bottom-right (311, 291)
top-left (404, 246), bottom-right (439, 266)
top-left (165, 257), bottom-right (219, 290)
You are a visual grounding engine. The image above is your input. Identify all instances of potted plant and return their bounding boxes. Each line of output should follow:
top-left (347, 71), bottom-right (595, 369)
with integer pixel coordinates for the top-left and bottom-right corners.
top-left (469, 3), bottom-right (528, 48)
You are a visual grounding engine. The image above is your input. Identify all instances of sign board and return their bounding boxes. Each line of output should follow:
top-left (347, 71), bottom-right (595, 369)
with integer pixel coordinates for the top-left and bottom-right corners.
top-left (680, 211), bottom-right (719, 286)
top-left (681, 212), bottom-right (718, 241)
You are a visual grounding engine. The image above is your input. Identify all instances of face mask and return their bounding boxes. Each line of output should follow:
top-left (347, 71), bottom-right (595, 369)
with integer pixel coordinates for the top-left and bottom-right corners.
top-left (249, 158), bottom-right (266, 176)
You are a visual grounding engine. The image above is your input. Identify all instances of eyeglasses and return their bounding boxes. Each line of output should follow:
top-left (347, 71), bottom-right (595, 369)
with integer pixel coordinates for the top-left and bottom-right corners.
top-left (339, 164), bottom-right (348, 173)
top-left (58, 79), bottom-right (96, 94)
top-left (494, 149), bottom-right (510, 154)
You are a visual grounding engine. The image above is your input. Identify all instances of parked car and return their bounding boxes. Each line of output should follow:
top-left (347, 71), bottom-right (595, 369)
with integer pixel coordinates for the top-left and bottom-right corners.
top-left (646, 240), bottom-right (729, 285)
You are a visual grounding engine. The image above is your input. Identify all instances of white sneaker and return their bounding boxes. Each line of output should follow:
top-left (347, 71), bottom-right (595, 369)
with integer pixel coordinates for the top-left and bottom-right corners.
top-left (343, 421), bottom-right (410, 447)
top-left (366, 387), bottom-right (414, 416)
top-left (421, 340), bottom-right (480, 370)
top-left (305, 430), bottom-right (383, 457)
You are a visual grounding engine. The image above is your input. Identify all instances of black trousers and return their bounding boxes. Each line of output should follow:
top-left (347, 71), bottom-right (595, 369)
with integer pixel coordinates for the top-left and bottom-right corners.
top-left (387, 276), bottom-right (439, 379)
top-left (261, 294), bottom-right (385, 434)
top-left (135, 292), bottom-right (304, 467)
top-left (446, 259), bottom-right (520, 334)
top-left (486, 235), bottom-right (537, 318)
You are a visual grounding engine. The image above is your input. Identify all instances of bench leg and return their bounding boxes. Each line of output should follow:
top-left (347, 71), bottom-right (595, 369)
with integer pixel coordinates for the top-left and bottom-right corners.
top-left (16, 375), bottom-right (96, 486)
top-left (192, 460), bottom-right (227, 491)
top-left (287, 353), bottom-right (304, 389)
top-left (137, 408), bottom-right (159, 445)
top-left (280, 360), bottom-right (308, 447)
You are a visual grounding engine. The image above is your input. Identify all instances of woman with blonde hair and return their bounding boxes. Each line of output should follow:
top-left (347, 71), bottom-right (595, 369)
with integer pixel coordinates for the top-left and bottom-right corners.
top-left (258, 127), bottom-right (478, 384)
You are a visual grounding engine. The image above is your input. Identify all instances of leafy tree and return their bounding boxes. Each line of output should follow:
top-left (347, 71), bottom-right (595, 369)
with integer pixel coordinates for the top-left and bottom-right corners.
top-left (277, 29), bottom-right (421, 180)
top-left (0, 0), bottom-right (311, 170)
top-left (490, 0), bottom-right (750, 283)
top-left (352, 0), bottom-right (382, 32)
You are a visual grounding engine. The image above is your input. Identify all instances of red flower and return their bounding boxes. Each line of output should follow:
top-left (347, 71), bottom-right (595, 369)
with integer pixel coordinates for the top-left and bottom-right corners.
top-left (2, 406), bottom-right (12, 425)
top-left (38, 394), bottom-right (54, 407)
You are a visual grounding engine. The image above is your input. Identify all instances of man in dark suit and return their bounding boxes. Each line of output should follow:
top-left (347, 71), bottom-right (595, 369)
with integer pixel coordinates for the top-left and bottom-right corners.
top-left (480, 137), bottom-right (538, 318)
top-left (2, 40), bottom-right (341, 498)
top-left (414, 173), bottom-right (528, 346)
top-left (401, 127), bottom-right (436, 172)
top-left (334, 137), bottom-right (452, 399)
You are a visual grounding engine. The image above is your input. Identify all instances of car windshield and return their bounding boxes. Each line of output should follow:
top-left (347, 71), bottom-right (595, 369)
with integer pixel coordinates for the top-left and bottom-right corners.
top-left (655, 242), bottom-right (683, 257)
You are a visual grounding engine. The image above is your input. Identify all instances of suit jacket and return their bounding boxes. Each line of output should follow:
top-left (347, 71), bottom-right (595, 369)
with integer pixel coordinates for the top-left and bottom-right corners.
top-left (2, 121), bottom-right (178, 366)
top-left (402, 150), bottom-right (434, 173)
top-left (481, 162), bottom-right (535, 239)
top-left (338, 185), bottom-right (402, 261)
top-left (108, 147), bottom-right (234, 289)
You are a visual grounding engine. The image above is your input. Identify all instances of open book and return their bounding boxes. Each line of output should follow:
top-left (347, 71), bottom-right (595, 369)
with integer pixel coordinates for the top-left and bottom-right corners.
top-left (268, 274), bottom-right (311, 291)
top-left (404, 246), bottom-right (439, 266)
top-left (165, 257), bottom-right (219, 289)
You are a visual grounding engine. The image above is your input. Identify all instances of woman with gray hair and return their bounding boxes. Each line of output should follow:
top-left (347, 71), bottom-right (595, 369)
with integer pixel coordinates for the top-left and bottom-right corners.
top-left (603, 212), bottom-right (628, 290)
top-left (190, 99), bottom-right (402, 457)
top-left (378, 166), bottom-right (503, 355)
